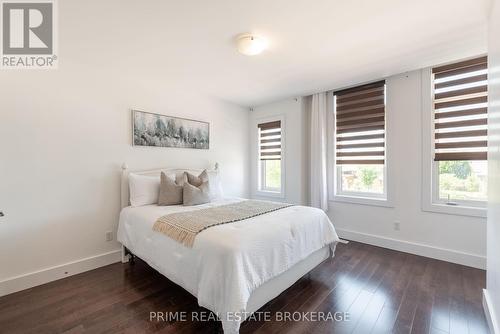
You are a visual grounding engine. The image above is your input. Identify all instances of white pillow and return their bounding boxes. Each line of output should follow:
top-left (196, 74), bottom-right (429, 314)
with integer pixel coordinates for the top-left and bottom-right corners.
top-left (128, 173), bottom-right (160, 207)
top-left (207, 171), bottom-right (224, 200)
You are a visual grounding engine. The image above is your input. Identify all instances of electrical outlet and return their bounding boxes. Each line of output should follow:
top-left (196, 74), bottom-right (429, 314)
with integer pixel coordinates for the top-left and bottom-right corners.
top-left (105, 231), bottom-right (113, 241)
top-left (393, 221), bottom-right (401, 231)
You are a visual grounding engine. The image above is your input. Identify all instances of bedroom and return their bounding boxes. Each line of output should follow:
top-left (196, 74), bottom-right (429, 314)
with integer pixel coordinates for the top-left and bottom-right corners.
top-left (0, 0), bottom-right (499, 333)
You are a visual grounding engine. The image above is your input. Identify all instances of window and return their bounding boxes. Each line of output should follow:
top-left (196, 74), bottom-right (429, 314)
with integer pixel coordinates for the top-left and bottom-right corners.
top-left (431, 56), bottom-right (488, 208)
top-left (334, 81), bottom-right (387, 200)
top-left (258, 120), bottom-right (283, 194)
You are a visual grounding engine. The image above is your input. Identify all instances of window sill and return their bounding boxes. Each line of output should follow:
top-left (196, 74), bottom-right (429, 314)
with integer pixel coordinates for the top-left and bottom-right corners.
top-left (331, 194), bottom-right (393, 208)
top-left (422, 202), bottom-right (487, 218)
top-left (255, 190), bottom-right (285, 199)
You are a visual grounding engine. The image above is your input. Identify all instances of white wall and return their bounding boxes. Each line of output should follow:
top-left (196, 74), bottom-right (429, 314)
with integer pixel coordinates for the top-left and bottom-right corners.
top-left (0, 6), bottom-right (249, 292)
top-left (249, 98), bottom-right (308, 205)
top-left (253, 70), bottom-right (487, 269)
top-left (486, 0), bottom-right (500, 331)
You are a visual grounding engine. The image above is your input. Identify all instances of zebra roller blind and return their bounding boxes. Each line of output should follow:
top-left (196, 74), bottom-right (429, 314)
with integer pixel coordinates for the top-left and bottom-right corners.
top-left (335, 80), bottom-right (386, 165)
top-left (433, 56), bottom-right (488, 161)
top-left (258, 120), bottom-right (281, 160)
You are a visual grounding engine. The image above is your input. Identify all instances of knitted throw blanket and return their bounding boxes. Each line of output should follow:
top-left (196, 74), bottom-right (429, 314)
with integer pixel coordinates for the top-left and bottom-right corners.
top-left (153, 200), bottom-right (293, 248)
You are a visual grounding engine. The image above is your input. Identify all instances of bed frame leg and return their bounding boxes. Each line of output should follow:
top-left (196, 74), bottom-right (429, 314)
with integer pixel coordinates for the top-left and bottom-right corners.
top-left (123, 246), bottom-right (136, 265)
top-left (121, 245), bottom-right (128, 263)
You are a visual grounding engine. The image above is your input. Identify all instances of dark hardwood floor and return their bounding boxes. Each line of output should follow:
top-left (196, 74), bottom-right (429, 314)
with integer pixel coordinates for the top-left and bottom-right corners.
top-left (0, 241), bottom-right (489, 334)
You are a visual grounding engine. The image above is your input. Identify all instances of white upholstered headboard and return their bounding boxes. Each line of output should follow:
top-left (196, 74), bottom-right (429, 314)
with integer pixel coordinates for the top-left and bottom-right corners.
top-left (120, 162), bottom-right (220, 209)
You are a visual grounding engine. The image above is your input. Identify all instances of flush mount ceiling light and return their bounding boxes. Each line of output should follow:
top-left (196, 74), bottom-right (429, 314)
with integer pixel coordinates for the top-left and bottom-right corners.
top-left (236, 34), bottom-right (268, 56)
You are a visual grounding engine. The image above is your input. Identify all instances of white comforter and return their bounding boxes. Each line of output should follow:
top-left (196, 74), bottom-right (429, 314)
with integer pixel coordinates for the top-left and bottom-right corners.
top-left (117, 198), bottom-right (339, 333)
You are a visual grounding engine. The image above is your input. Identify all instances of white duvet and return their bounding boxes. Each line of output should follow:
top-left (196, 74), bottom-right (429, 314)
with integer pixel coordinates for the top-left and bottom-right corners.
top-left (117, 198), bottom-right (339, 333)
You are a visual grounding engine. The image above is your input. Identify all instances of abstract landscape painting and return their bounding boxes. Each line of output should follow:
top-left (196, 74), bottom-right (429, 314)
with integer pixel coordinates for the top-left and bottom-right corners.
top-left (133, 110), bottom-right (209, 149)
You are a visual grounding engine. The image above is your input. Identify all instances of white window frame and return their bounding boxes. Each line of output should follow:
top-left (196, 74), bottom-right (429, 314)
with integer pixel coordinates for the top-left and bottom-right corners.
top-left (421, 68), bottom-right (487, 218)
top-left (256, 115), bottom-right (286, 198)
top-left (328, 86), bottom-right (393, 207)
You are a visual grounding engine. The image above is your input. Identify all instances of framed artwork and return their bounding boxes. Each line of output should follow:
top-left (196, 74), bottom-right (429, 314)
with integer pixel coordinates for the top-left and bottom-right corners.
top-left (132, 110), bottom-right (209, 149)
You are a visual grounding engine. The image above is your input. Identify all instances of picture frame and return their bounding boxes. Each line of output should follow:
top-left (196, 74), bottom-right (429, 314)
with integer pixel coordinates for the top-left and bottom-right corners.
top-left (132, 110), bottom-right (210, 150)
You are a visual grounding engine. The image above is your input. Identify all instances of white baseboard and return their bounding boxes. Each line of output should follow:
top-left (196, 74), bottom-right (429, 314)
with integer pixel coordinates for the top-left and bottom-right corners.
top-left (0, 249), bottom-right (122, 297)
top-left (484, 289), bottom-right (500, 334)
top-left (336, 228), bottom-right (486, 269)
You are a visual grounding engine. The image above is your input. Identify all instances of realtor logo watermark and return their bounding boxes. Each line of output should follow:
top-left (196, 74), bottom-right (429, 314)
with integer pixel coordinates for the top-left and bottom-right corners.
top-left (1, 0), bottom-right (57, 69)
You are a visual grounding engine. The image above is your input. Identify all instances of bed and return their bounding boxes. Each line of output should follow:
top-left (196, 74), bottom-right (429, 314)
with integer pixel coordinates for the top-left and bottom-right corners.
top-left (117, 164), bottom-right (339, 333)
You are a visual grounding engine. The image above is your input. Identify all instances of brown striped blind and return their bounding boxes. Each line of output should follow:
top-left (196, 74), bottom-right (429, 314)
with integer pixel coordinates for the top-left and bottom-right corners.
top-left (334, 81), bottom-right (386, 165)
top-left (433, 56), bottom-right (488, 161)
top-left (258, 120), bottom-right (281, 160)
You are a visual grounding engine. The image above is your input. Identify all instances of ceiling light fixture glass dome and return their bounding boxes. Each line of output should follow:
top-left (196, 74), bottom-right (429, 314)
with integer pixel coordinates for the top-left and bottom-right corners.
top-left (236, 34), bottom-right (268, 56)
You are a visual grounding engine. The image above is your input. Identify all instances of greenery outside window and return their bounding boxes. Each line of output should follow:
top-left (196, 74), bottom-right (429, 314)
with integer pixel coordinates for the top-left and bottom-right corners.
top-left (435, 160), bottom-right (487, 205)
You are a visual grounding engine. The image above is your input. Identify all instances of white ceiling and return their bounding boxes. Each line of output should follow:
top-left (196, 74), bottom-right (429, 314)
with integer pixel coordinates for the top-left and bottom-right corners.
top-left (67, 0), bottom-right (491, 107)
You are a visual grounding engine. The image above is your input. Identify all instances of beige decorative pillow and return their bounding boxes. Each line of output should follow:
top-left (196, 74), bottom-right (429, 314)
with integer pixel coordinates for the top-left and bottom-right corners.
top-left (175, 173), bottom-right (188, 186)
top-left (158, 172), bottom-right (185, 205)
top-left (183, 181), bottom-right (210, 206)
top-left (185, 170), bottom-right (209, 187)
